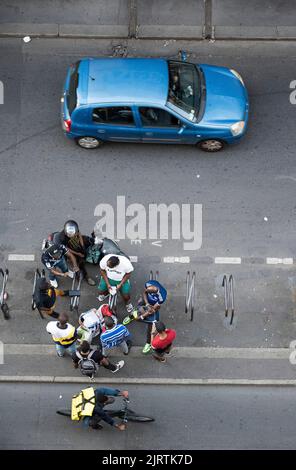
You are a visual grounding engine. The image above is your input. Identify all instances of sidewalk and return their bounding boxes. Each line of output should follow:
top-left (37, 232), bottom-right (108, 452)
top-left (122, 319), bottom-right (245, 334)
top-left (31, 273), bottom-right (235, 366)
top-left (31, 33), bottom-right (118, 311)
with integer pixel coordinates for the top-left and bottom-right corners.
top-left (0, 0), bottom-right (295, 40)
top-left (1, 344), bottom-right (296, 384)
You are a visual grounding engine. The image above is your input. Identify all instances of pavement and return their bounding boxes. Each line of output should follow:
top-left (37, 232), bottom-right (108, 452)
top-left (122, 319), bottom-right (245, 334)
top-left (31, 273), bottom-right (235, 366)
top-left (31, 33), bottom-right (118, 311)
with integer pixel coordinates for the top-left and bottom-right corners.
top-left (0, 0), bottom-right (295, 39)
top-left (2, 382), bottom-right (296, 449)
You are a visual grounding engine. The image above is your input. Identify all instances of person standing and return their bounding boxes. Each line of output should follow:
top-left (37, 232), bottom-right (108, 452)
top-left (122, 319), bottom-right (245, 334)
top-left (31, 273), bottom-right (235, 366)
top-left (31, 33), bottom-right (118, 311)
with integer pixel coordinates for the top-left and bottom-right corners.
top-left (151, 321), bottom-right (176, 363)
top-left (100, 316), bottom-right (132, 356)
top-left (72, 341), bottom-right (124, 376)
top-left (34, 278), bottom-right (70, 319)
top-left (97, 254), bottom-right (134, 313)
top-left (123, 279), bottom-right (167, 354)
top-left (46, 313), bottom-right (78, 357)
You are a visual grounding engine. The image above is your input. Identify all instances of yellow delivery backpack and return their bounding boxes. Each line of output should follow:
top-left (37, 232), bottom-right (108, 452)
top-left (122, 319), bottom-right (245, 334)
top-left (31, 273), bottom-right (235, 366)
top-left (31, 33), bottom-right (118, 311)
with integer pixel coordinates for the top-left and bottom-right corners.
top-left (71, 387), bottom-right (96, 421)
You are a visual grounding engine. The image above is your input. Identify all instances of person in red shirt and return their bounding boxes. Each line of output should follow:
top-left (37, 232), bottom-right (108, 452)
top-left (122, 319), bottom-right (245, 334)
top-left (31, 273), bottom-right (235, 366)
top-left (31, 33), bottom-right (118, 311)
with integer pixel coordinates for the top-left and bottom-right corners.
top-left (151, 321), bottom-right (176, 363)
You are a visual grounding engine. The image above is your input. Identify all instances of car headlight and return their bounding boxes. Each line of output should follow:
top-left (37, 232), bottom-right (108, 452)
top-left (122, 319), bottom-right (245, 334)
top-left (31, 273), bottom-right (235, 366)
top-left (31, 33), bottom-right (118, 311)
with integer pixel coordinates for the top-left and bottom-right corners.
top-left (230, 69), bottom-right (244, 86)
top-left (230, 121), bottom-right (245, 136)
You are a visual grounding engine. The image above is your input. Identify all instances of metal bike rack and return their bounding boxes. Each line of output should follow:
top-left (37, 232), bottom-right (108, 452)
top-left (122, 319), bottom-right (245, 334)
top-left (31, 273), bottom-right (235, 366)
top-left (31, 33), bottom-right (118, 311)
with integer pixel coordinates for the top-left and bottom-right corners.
top-left (149, 270), bottom-right (159, 281)
top-left (32, 268), bottom-right (46, 319)
top-left (0, 268), bottom-right (10, 320)
top-left (222, 274), bottom-right (235, 326)
top-left (70, 271), bottom-right (83, 315)
top-left (185, 271), bottom-right (196, 322)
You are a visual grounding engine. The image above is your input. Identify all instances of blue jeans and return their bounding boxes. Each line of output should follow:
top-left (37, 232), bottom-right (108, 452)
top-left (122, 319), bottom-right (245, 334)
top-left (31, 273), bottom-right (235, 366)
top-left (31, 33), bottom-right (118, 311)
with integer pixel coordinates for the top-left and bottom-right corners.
top-left (48, 257), bottom-right (68, 281)
top-left (55, 342), bottom-right (77, 357)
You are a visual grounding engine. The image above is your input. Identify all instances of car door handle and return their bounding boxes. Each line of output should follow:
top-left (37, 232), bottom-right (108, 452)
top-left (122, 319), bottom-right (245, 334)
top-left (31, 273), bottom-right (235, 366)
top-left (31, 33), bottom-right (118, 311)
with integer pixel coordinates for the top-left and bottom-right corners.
top-left (97, 129), bottom-right (106, 134)
top-left (144, 132), bottom-right (153, 136)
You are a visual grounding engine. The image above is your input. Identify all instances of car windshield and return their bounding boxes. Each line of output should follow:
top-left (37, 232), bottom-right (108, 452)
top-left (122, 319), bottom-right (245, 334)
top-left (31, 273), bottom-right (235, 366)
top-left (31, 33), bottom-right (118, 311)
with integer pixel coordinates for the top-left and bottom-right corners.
top-left (167, 61), bottom-right (200, 121)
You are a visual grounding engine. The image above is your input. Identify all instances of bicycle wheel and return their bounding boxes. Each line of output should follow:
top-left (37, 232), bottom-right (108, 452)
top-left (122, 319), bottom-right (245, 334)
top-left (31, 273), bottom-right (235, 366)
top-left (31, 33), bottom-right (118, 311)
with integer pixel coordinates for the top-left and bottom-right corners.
top-left (56, 409), bottom-right (71, 417)
top-left (127, 414), bottom-right (155, 423)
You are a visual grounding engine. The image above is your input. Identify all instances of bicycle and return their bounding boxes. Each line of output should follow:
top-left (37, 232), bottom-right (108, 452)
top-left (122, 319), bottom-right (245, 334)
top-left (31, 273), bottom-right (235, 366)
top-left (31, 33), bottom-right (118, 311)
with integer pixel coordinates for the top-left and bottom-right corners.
top-left (56, 397), bottom-right (154, 426)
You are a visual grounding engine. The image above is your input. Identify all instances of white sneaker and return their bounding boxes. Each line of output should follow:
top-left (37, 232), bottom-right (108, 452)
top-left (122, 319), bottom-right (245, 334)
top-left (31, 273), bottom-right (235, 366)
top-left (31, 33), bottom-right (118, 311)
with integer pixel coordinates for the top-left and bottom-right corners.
top-left (97, 294), bottom-right (109, 302)
top-left (126, 303), bottom-right (134, 313)
top-left (112, 360), bottom-right (125, 373)
top-left (50, 279), bottom-right (58, 288)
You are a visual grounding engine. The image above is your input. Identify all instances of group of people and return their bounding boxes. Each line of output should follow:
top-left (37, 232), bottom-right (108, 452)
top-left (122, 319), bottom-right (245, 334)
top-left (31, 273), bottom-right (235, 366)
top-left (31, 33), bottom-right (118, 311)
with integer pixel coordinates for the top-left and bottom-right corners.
top-left (36, 219), bottom-right (176, 379)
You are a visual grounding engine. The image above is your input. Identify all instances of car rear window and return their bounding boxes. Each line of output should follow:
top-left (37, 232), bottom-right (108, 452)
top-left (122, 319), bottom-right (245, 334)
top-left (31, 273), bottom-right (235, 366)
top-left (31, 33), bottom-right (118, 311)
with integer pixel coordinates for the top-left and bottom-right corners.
top-left (67, 61), bottom-right (80, 116)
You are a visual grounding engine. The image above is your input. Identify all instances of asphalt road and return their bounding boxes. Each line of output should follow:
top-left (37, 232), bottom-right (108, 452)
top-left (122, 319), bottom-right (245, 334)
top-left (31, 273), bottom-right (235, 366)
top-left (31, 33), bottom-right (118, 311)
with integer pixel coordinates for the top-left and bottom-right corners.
top-left (0, 38), bottom-right (296, 348)
top-left (1, 383), bottom-right (296, 450)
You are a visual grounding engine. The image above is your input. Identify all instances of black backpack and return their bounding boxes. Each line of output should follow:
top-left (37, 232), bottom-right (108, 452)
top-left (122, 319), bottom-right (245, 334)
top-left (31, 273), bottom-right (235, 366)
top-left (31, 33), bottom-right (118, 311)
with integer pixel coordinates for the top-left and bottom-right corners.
top-left (76, 350), bottom-right (98, 378)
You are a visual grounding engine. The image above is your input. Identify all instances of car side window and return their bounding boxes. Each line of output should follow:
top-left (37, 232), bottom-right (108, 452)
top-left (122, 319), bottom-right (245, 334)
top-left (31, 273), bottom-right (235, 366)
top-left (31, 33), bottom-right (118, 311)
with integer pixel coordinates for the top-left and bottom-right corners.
top-left (139, 107), bottom-right (181, 128)
top-left (92, 106), bottom-right (135, 126)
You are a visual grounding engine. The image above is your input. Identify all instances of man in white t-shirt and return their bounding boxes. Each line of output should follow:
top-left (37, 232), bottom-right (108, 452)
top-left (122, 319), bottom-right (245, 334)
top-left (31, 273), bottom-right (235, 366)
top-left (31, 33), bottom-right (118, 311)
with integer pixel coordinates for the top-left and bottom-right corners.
top-left (77, 304), bottom-right (117, 343)
top-left (97, 254), bottom-right (134, 313)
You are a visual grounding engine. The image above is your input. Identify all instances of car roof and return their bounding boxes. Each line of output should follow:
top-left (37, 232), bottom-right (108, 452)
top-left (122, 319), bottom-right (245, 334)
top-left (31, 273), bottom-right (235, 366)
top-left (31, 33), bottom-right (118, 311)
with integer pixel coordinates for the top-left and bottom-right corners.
top-left (77, 58), bottom-right (169, 107)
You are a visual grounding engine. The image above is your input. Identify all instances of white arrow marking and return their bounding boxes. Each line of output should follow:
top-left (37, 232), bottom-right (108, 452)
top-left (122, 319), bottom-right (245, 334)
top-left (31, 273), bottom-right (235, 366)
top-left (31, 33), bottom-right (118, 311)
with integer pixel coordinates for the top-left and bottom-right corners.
top-left (151, 240), bottom-right (163, 247)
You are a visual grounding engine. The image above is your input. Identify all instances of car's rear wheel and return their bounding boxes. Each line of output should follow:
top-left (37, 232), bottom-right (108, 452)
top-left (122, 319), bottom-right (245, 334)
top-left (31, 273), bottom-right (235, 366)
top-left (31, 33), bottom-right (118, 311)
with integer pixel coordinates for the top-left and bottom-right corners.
top-left (76, 136), bottom-right (103, 149)
top-left (198, 139), bottom-right (225, 152)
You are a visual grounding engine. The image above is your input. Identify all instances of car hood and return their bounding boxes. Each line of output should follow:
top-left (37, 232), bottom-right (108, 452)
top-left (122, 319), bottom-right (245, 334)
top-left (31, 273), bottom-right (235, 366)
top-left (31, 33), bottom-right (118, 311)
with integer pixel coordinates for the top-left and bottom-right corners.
top-left (199, 64), bottom-right (247, 126)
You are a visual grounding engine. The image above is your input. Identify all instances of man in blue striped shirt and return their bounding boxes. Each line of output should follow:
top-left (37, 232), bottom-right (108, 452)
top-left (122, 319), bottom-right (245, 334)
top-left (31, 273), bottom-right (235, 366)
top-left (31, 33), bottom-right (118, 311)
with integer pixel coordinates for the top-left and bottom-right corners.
top-left (100, 316), bottom-right (132, 356)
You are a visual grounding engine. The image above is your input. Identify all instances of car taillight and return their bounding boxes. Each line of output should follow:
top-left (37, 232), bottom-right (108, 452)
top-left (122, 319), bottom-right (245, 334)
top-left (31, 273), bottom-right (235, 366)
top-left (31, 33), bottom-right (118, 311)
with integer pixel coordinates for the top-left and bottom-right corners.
top-left (64, 119), bottom-right (71, 132)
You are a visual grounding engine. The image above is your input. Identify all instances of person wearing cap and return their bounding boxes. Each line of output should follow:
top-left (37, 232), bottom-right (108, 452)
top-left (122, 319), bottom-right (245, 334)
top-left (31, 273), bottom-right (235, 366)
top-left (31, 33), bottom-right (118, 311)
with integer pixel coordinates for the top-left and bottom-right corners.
top-left (77, 304), bottom-right (117, 344)
top-left (123, 279), bottom-right (167, 354)
top-left (56, 220), bottom-right (95, 286)
top-left (41, 243), bottom-right (78, 288)
top-left (35, 277), bottom-right (70, 319)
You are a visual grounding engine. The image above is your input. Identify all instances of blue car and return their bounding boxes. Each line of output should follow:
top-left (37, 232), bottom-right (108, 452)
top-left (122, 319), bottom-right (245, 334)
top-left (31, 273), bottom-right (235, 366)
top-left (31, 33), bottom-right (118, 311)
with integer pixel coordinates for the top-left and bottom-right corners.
top-left (61, 57), bottom-right (248, 152)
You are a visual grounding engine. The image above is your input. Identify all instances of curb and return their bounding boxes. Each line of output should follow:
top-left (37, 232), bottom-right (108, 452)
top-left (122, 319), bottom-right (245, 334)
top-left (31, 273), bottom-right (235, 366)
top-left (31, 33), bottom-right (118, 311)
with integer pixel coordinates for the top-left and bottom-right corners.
top-left (1, 376), bottom-right (296, 386)
top-left (3, 345), bottom-right (291, 359)
top-left (0, 23), bottom-right (296, 40)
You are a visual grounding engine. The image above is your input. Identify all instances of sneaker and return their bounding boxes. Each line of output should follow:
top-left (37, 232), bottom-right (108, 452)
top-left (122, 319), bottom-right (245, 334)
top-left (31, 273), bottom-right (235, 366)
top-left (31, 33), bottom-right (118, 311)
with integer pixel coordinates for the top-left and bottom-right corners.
top-left (142, 343), bottom-right (152, 354)
top-left (126, 303), bottom-right (134, 313)
top-left (122, 310), bottom-right (138, 326)
top-left (112, 360), bottom-right (125, 373)
top-left (152, 354), bottom-right (166, 363)
top-left (97, 294), bottom-right (109, 302)
top-left (50, 279), bottom-right (58, 288)
top-left (86, 277), bottom-right (96, 286)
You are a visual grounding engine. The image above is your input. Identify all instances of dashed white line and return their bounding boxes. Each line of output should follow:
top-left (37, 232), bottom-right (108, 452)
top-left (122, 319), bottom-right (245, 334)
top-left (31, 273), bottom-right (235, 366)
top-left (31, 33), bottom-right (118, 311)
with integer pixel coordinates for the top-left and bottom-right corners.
top-left (266, 258), bottom-right (293, 265)
top-left (214, 257), bottom-right (242, 265)
top-left (163, 257), bottom-right (190, 263)
top-left (8, 254), bottom-right (35, 261)
top-left (129, 256), bottom-right (138, 263)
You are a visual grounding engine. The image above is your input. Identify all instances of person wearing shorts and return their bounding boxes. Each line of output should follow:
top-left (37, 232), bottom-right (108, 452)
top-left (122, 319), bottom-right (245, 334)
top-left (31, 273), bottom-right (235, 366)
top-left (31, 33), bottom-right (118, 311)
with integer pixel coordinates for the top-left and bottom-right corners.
top-left (97, 254), bottom-right (134, 313)
top-left (151, 321), bottom-right (176, 363)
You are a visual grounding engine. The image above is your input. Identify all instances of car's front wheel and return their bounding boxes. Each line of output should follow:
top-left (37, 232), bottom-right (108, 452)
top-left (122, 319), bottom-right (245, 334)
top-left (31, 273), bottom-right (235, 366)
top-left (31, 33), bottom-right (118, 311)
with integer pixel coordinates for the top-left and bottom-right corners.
top-left (76, 136), bottom-right (103, 149)
top-left (198, 139), bottom-right (225, 152)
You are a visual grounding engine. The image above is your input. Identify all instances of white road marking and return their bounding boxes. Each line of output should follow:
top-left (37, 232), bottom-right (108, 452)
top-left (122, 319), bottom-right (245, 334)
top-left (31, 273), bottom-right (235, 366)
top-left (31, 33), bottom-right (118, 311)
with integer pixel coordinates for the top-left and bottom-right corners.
top-left (163, 257), bottom-right (190, 263)
top-left (215, 257), bottom-right (241, 264)
top-left (129, 256), bottom-right (138, 263)
top-left (266, 258), bottom-right (293, 265)
top-left (8, 254), bottom-right (35, 261)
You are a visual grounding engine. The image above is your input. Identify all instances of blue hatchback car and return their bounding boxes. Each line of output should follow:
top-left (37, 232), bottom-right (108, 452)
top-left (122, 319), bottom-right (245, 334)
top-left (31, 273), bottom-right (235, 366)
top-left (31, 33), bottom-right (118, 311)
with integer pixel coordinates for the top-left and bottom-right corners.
top-left (61, 57), bottom-right (248, 152)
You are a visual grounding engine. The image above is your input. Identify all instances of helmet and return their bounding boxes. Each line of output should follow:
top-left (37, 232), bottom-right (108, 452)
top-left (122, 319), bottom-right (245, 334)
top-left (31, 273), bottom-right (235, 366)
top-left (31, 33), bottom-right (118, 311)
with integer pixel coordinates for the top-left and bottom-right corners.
top-left (64, 220), bottom-right (79, 238)
top-left (47, 244), bottom-right (64, 260)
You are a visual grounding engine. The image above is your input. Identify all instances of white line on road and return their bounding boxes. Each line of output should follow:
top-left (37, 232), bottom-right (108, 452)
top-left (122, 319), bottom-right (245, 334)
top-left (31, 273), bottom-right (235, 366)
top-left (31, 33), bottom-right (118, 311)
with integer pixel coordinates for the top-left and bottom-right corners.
top-left (8, 254), bottom-right (35, 261)
top-left (214, 257), bottom-right (242, 264)
top-left (163, 257), bottom-right (190, 263)
top-left (266, 258), bottom-right (293, 265)
top-left (129, 256), bottom-right (138, 263)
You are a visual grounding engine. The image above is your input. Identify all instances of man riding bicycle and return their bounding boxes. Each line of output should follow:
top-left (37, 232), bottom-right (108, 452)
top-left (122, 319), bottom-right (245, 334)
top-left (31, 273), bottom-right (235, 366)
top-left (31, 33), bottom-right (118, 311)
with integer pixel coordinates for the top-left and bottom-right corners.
top-left (89, 387), bottom-right (128, 430)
